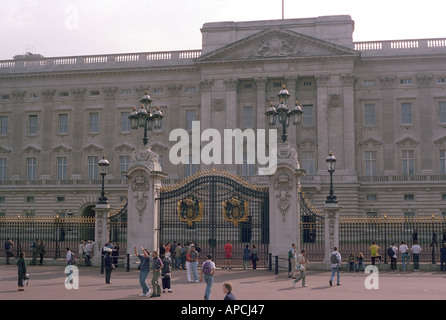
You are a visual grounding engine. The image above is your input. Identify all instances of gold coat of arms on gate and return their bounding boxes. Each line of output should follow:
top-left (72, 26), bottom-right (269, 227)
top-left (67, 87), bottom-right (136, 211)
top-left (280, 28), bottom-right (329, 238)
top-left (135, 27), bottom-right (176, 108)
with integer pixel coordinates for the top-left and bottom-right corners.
top-left (222, 194), bottom-right (250, 226)
top-left (177, 194), bottom-right (203, 227)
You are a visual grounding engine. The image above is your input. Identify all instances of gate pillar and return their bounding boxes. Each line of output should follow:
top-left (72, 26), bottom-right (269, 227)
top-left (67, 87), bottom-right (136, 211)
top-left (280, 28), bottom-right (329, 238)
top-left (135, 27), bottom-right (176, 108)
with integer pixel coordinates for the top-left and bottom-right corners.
top-left (92, 203), bottom-right (110, 266)
top-left (268, 142), bottom-right (305, 264)
top-left (323, 203), bottom-right (341, 269)
top-left (126, 145), bottom-right (167, 256)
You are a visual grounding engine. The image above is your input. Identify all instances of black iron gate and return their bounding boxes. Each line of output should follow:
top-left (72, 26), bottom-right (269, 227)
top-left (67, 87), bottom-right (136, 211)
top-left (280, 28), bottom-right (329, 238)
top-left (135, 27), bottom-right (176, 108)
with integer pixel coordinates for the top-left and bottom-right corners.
top-left (159, 170), bottom-right (269, 268)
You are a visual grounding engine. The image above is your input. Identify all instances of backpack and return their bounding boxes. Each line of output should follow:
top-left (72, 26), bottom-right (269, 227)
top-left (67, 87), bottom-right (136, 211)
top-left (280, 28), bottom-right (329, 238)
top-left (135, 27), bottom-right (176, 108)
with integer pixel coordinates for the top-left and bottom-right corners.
top-left (330, 253), bottom-right (339, 264)
top-left (387, 246), bottom-right (394, 257)
top-left (202, 261), bottom-right (212, 274)
top-left (288, 250), bottom-right (293, 259)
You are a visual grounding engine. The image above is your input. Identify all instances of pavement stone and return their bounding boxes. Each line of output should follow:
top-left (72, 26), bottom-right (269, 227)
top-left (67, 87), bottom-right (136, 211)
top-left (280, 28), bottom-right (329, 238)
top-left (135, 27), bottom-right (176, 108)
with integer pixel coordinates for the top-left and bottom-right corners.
top-left (1, 263), bottom-right (445, 301)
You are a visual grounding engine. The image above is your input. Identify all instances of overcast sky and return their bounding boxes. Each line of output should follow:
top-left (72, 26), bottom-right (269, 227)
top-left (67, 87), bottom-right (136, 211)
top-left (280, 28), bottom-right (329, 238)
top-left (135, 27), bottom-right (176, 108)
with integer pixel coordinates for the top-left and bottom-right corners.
top-left (1, 0), bottom-right (445, 60)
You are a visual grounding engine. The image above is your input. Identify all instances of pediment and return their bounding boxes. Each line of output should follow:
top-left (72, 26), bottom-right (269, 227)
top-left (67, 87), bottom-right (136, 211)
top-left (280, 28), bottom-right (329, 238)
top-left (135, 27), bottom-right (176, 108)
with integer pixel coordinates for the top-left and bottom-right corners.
top-left (0, 146), bottom-right (12, 154)
top-left (433, 136), bottom-right (446, 146)
top-left (52, 144), bottom-right (72, 153)
top-left (195, 27), bottom-right (359, 63)
top-left (22, 145), bottom-right (41, 154)
top-left (82, 144), bottom-right (103, 153)
top-left (396, 137), bottom-right (419, 146)
top-left (114, 143), bottom-right (136, 153)
top-left (358, 138), bottom-right (383, 147)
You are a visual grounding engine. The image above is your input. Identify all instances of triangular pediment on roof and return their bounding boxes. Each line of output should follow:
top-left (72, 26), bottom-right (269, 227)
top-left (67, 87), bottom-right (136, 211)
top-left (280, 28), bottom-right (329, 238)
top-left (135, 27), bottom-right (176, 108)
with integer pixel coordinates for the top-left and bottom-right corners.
top-left (358, 138), bottom-right (383, 147)
top-left (114, 143), bottom-right (135, 153)
top-left (433, 136), bottom-right (446, 146)
top-left (0, 146), bottom-right (12, 154)
top-left (82, 144), bottom-right (103, 153)
top-left (396, 137), bottom-right (419, 146)
top-left (195, 27), bottom-right (359, 63)
top-left (22, 145), bottom-right (41, 154)
top-left (52, 144), bottom-right (72, 153)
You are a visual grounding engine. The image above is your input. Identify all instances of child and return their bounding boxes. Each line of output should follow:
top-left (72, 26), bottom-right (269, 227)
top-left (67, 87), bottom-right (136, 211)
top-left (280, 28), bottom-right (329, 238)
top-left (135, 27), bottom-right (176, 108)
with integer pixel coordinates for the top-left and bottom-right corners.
top-left (161, 254), bottom-right (172, 293)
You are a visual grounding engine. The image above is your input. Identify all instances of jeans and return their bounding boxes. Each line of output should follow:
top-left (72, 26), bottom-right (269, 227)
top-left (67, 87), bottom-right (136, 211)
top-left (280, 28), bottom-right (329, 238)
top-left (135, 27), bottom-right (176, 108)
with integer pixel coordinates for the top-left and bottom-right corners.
top-left (105, 266), bottom-right (112, 284)
top-left (175, 257), bottom-right (181, 269)
top-left (401, 253), bottom-right (409, 271)
top-left (139, 270), bottom-right (150, 294)
top-left (413, 253), bottom-right (420, 270)
top-left (390, 257), bottom-right (397, 271)
top-left (356, 261), bottom-right (365, 271)
top-left (204, 274), bottom-right (213, 300)
top-left (441, 255), bottom-right (446, 271)
top-left (191, 261), bottom-right (199, 281)
top-left (330, 267), bottom-right (340, 284)
top-left (293, 270), bottom-right (306, 286)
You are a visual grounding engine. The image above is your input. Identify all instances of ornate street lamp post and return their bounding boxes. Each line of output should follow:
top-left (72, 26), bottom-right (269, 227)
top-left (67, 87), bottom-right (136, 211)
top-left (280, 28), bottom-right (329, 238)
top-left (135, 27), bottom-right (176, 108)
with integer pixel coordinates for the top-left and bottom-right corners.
top-left (129, 90), bottom-right (164, 146)
top-left (97, 155), bottom-right (109, 204)
top-left (265, 85), bottom-right (303, 143)
top-left (325, 151), bottom-right (337, 204)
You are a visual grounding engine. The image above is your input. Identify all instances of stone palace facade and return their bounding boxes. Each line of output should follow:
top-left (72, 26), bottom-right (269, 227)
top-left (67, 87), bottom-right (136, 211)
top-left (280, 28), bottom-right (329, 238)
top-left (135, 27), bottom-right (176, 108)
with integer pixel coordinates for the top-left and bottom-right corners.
top-left (1, 15), bottom-right (446, 217)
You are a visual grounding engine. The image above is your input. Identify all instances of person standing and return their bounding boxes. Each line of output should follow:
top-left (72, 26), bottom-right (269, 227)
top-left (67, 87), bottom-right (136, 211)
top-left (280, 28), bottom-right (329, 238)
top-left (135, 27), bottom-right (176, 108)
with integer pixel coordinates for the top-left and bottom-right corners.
top-left (4, 238), bottom-right (14, 265)
top-left (251, 245), bottom-right (259, 269)
top-left (388, 243), bottom-right (398, 271)
top-left (369, 242), bottom-right (380, 265)
top-left (190, 245), bottom-right (199, 283)
top-left (288, 243), bottom-right (298, 278)
top-left (399, 241), bottom-right (410, 272)
top-left (242, 245), bottom-right (250, 270)
top-left (78, 240), bottom-right (85, 266)
top-left (39, 240), bottom-right (46, 265)
top-left (411, 240), bottom-right (422, 271)
top-left (161, 253), bottom-right (172, 293)
top-left (30, 238), bottom-right (40, 265)
top-left (224, 240), bottom-right (233, 269)
top-left (175, 243), bottom-right (183, 269)
top-left (223, 281), bottom-right (236, 300)
top-left (104, 253), bottom-right (113, 284)
top-left (440, 243), bottom-right (446, 271)
top-left (84, 240), bottom-right (95, 266)
top-left (134, 246), bottom-right (151, 297)
top-left (17, 252), bottom-right (27, 291)
top-left (329, 247), bottom-right (341, 286)
top-left (292, 249), bottom-right (309, 287)
top-left (150, 250), bottom-right (163, 298)
top-left (200, 254), bottom-right (216, 300)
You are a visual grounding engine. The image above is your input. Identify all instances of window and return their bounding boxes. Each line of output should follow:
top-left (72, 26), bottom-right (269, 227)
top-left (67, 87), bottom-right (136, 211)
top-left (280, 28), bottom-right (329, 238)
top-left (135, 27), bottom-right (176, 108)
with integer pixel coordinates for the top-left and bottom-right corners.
top-left (437, 77), bottom-right (446, 84)
top-left (89, 90), bottom-right (100, 96)
top-left (439, 102), bottom-right (446, 123)
top-left (185, 87), bottom-right (196, 93)
top-left (0, 116), bottom-right (8, 135)
top-left (186, 110), bottom-right (197, 131)
top-left (59, 114), bottom-right (68, 134)
top-left (442, 194), bottom-right (446, 201)
top-left (59, 91), bottom-right (69, 97)
top-left (153, 88), bottom-right (164, 94)
top-left (301, 151), bottom-right (315, 175)
top-left (242, 107), bottom-right (254, 128)
top-left (56, 157), bottom-right (68, 179)
top-left (29, 92), bottom-right (40, 99)
top-left (88, 156), bottom-right (98, 179)
top-left (301, 105), bottom-right (313, 126)
top-left (29, 115), bottom-right (38, 134)
top-left (120, 156), bottom-right (130, 179)
top-left (402, 150), bottom-right (414, 175)
top-left (367, 195), bottom-right (377, 201)
top-left (27, 196), bottom-right (35, 203)
top-left (440, 150), bottom-right (446, 174)
top-left (57, 197), bottom-right (65, 203)
top-left (242, 153), bottom-right (255, 176)
top-left (401, 102), bottom-right (412, 125)
top-left (364, 151), bottom-right (377, 176)
top-left (0, 158), bottom-right (6, 180)
top-left (121, 112), bottom-right (130, 132)
top-left (363, 80), bottom-right (375, 87)
top-left (364, 104), bottom-right (375, 126)
top-left (404, 194), bottom-right (415, 201)
top-left (120, 89), bottom-right (132, 96)
top-left (400, 79), bottom-right (412, 85)
top-left (27, 157), bottom-right (37, 179)
top-left (89, 113), bottom-right (99, 133)
top-left (185, 154), bottom-right (197, 177)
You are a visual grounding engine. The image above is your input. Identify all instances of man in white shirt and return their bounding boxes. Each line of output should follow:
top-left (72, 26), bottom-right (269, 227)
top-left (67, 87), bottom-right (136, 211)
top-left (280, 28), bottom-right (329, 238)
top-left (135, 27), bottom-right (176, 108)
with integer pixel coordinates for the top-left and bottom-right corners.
top-left (84, 240), bottom-right (95, 266)
top-left (411, 241), bottom-right (422, 271)
top-left (292, 249), bottom-right (309, 288)
top-left (399, 241), bottom-right (410, 272)
top-left (329, 247), bottom-right (342, 286)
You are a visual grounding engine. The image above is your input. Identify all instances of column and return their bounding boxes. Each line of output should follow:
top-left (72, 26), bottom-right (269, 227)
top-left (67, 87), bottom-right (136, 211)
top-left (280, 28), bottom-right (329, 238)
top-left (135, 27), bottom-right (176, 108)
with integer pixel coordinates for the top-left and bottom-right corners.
top-left (126, 145), bottom-right (166, 259)
top-left (323, 202), bottom-right (341, 269)
top-left (92, 202), bottom-right (111, 267)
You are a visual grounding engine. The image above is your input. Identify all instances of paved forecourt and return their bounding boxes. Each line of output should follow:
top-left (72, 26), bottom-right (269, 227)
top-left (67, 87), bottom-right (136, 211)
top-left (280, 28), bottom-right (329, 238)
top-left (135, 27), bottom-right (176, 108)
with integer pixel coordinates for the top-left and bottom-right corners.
top-left (0, 263), bottom-right (445, 301)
